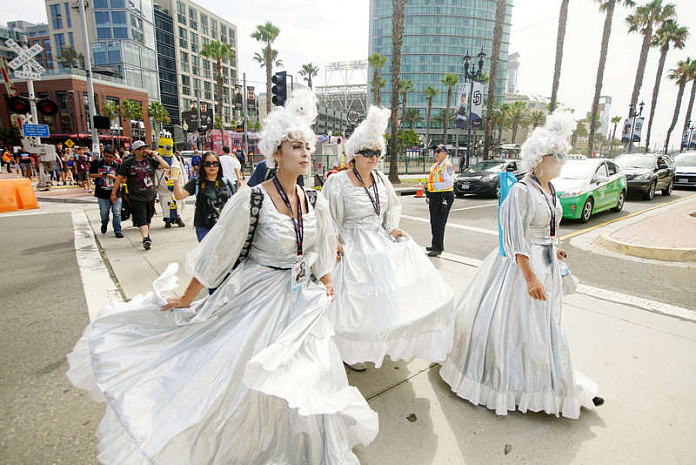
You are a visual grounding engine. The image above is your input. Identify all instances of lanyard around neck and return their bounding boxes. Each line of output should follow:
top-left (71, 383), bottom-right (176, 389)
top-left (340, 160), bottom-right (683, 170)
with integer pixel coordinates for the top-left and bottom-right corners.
top-left (272, 176), bottom-right (304, 256)
top-left (352, 167), bottom-right (380, 216)
top-left (530, 174), bottom-right (557, 238)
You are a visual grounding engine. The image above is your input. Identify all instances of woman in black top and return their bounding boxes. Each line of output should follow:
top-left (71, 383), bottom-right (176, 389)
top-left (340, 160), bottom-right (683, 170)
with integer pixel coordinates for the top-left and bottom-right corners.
top-left (173, 151), bottom-right (234, 242)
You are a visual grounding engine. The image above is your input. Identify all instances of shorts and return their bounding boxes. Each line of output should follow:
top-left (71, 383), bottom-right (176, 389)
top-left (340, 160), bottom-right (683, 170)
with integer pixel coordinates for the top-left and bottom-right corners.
top-left (76, 171), bottom-right (88, 182)
top-left (130, 199), bottom-right (156, 227)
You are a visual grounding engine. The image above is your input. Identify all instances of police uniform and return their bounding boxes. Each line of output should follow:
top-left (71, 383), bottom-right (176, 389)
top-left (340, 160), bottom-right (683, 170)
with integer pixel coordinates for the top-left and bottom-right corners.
top-left (427, 156), bottom-right (455, 256)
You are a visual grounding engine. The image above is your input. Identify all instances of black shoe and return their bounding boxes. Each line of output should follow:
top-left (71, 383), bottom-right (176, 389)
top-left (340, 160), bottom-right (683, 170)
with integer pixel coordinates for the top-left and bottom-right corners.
top-left (425, 246), bottom-right (433, 251)
top-left (143, 237), bottom-right (152, 250)
top-left (427, 250), bottom-right (442, 257)
top-left (592, 396), bottom-right (604, 407)
top-left (115, 232), bottom-right (124, 238)
top-left (164, 221), bottom-right (171, 229)
top-left (175, 217), bottom-right (186, 227)
top-left (101, 223), bottom-right (107, 234)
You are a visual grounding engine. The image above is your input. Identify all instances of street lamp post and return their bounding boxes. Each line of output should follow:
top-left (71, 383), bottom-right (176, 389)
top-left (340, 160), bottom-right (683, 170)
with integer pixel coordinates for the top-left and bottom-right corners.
top-left (682, 120), bottom-right (694, 152)
top-left (462, 49), bottom-right (486, 168)
top-left (627, 100), bottom-right (644, 153)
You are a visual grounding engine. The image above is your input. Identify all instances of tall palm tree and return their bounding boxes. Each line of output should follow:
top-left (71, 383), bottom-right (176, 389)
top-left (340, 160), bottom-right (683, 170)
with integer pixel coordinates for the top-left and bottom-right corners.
top-left (573, 120), bottom-right (588, 149)
top-left (644, 19), bottom-right (689, 152)
top-left (253, 49), bottom-right (283, 69)
top-left (299, 63), bottom-right (320, 89)
top-left (103, 101), bottom-right (121, 127)
top-left (610, 115), bottom-right (622, 154)
top-left (663, 58), bottom-right (692, 153)
top-left (680, 60), bottom-right (696, 152)
top-left (441, 73), bottom-right (459, 145)
top-left (509, 101), bottom-right (529, 143)
top-left (387, 0), bottom-right (407, 183)
top-left (200, 40), bottom-right (236, 122)
top-left (251, 22), bottom-right (281, 111)
top-left (121, 99), bottom-right (144, 139)
top-left (434, 109), bottom-right (454, 129)
top-left (368, 53), bottom-right (388, 106)
top-left (403, 108), bottom-right (423, 129)
top-left (626, 1), bottom-right (676, 119)
top-left (484, 0), bottom-right (508, 158)
top-left (530, 110), bottom-right (546, 129)
top-left (422, 86), bottom-right (439, 147)
top-left (400, 79), bottom-right (414, 122)
top-left (550, 0), bottom-right (570, 113)
top-left (588, 0), bottom-right (636, 157)
top-left (147, 101), bottom-right (170, 137)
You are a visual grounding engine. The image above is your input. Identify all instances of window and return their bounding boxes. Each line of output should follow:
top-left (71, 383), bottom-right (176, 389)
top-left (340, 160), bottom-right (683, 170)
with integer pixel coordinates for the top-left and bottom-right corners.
top-left (115, 27), bottom-right (129, 39)
top-left (176, 1), bottom-right (186, 24)
top-left (595, 163), bottom-right (609, 178)
top-left (94, 0), bottom-right (108, 8)
top-left (54, 34), bottom-right (65, 57)
top-left (200, 13), bottom-right (208, 35)
top-left (188, 7), bottom-right (197, 30)
top-left (111, 0), bottom-right (125, 7)
top-left (68, 32), bottom-right (74, 46)
top-left (95, 12), bottom-right (110, 24)
top-left (50, 4), bottom-right (63, 29)
top-left (204, 81), bottom-right (212, 100)
top-left (178, 26), bottom-right (187, 48)
top-left (210, 19), bottom-right (217, 39)
top-left (97, 27), bottom-right (112, 39)
top-left (190, 32), bottom-right (198, 53)
top-left (64, 3), bottom-right (72, 28)
top-left (180, 51), bottom-right (189, 72)
top-left (112, 11), bottom-right (127, 25)
top-left (202, 59), bottom-right (211, 78)
top-left (182, 75), bottom-right (190, 96)
top-left (192, 56), bottom-right (200, 75)
top-left (220, 24), bottom-right (227, 43)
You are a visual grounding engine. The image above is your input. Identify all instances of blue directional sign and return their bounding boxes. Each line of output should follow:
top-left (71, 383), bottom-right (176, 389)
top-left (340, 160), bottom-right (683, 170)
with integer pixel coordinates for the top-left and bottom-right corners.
top-left (22, 124), bottom-right (50, 138)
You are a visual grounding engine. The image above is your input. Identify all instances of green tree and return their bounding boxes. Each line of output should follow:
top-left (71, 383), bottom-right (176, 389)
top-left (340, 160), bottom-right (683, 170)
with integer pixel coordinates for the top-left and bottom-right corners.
top-left (550, 0), bottom-right (570, 113)
top-left (440, 73), bottom-right (459, 144)
top-left (680, 59), bottom-right (696, 152)
top-left (147, 101), bottom-right (170, 137)
top-left (103, 101), bottom-right (121, 127)
top-left (251, 22), bottom-right (281, 111)
top-left (387, 0), bottom-right (407, 184)
top-left (610, 115), bottom-right (622, 154)
top-left (573, 120), bottom-right (588, 148)
top-left (368, 53), bottom-right (388, 106)
top-left (121, 99), bottom-right (144, 139)
top-left (509, 101), bottom-right (529, 143)
top-left (402, 108), bottom-right (423, 129)
top-left (422, 86), bottom-right (439, 147)
top-left (253, 49), bottom-right (283, 69)
top-left (484, 0), bottom-right (508, 157)
top-left (385, 129), bottom-right (421, 148)
top-left (299, 63), bottom-right (320, 89)
top-left (434, 109), bottom-right (454, 129)
top-left (664, 58), bottom-right (694, 152)
top-left (399, 78), bottom-right (414, 152)
top-left (200, 40), bottom-right (236, 123)
top-left (58, 47), bottom-right (84, 69)
top-left (530, 110), bottom-right (546, 129)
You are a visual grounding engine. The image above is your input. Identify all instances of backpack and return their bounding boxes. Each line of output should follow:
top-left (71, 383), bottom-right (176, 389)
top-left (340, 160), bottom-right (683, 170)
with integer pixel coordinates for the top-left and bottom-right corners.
top-left (195, 177), bottom-right (236, 198)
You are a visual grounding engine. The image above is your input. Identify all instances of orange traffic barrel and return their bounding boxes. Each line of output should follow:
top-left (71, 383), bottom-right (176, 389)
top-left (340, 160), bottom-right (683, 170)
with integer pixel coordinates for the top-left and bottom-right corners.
top-left (0, 179), bottom-right (38, 213)
top-left (415, 180), bottom-right (424, 198)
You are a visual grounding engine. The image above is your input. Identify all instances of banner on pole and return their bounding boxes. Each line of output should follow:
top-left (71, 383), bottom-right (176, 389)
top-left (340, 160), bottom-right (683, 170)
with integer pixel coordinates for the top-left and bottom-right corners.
top-left (455, 81), bottom-right (483, 129)
top-left (621, 118), bottom-right (632, 143)
top-left (632, 116), bottom-right (644, 142)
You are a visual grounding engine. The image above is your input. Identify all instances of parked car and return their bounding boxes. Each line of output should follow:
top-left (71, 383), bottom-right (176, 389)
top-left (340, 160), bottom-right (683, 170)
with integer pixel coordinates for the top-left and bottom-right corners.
top-left (613, 153), bottom-right (674, 200)
top-left (554, 158), bottom-right (627, 223)
top-left (673, 151), bottom-right (696, 189)
top-left (454, 159), bottom-right (527, 197)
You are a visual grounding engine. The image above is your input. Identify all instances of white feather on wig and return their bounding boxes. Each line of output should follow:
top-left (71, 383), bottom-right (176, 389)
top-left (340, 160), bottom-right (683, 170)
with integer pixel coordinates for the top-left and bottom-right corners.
top-left (345, 106), bottom-right (391, 163)
top-left (519, 110), bottom-right (575, 171)
top-left (258, 89), bottom-right (318, 168)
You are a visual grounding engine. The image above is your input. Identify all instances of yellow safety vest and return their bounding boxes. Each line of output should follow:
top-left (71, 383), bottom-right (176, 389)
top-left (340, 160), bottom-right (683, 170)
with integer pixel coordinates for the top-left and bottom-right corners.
top-left (427, 160), bottom-right (454, 192)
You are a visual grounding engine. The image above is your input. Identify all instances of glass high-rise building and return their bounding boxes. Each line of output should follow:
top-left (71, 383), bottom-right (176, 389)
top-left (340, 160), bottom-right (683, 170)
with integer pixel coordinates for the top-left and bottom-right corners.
top-left (368, 0), bottom-right (513, 145)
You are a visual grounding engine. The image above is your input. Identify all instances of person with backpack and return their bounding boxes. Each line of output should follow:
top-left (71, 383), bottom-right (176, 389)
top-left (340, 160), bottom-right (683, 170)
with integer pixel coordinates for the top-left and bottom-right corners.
top-left (173, 151), bottom-right (234, 242)
top-left (89, 145), bottom-right (123, 238)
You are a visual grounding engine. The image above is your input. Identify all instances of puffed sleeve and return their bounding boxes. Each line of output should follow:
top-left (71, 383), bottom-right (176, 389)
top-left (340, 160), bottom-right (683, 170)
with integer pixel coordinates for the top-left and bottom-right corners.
top-left (376, 170), bottom-right (402, 232)
top-left (500, 182), bottom-right (534, 262)
top-left (185, 188), bottom-right (252, 288)
top-left (317, 172), bottom-right (344, 236)
top-left (311, 192), bottom-right (338, 279)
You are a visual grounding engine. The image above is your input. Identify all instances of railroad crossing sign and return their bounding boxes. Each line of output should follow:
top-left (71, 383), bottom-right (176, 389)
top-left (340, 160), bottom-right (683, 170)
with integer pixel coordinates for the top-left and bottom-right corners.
top-left (5, 39), bottom-right (45, 81)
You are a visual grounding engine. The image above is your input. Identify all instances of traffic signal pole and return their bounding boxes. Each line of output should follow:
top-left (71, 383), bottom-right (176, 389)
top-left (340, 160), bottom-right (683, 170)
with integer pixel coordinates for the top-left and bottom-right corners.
top-left (78, 0), bottom-right (101, 155)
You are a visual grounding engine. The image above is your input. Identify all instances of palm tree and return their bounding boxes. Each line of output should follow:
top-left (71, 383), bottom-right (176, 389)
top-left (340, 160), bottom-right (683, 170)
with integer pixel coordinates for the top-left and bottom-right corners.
top-left (573, 120), bottom-right (588, 148)
top-left (148, 101), bottom-right (170, 137)
top-left (58, 47), bottom-right (84, 69)
top-left (680, 60), bottom-right (696, 152)
top-left (530, 110), bottom-right (546, 129)
top-left (402, 108), bottom-right (423, 130)
top-left (422, 86), bottom-right (439, 147)
top-left (644, 19), bottom-right (689, 152)
top-left (103, 101), bottom-right (121, 127)
top-left (253, 49), bottom-right (283, 69)
top-left (400, 78), bottom-right (414, 122)
top-left (484, 0), bottom-right (508, 158)
top-left (200, 40), bottom-right (236, 122)
top-left (550, 0), bottom-right (570, 113)
top-left (121, 99), bottom-right (144, 139)
top-left (663, 58), bottom-right (692, 153)
top-left (610, 115), bottom-right (622, 154)
top-left (387, 0), bottom-right (407, 184)
top-left (588, 0), bottom-right (636, 157)
top-left (441, 73), bottom-right (459, 145)
top-left (509, 101), bottom-right (529, 143)
top-left (299, 63), bottom-right (320, 89)
top-left (626, 1), bottom-right (676, 119)
top-left (251, 22), bottom-right (281, 111)
top-left (368, 53), bottom-right (388, 106)
top-left (434, 109), bottom-right (454, 129)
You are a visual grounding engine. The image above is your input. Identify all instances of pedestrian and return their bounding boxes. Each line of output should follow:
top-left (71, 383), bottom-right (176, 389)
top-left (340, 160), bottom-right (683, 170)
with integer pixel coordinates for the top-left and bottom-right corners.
top-left (89, 146), bottom-right (123, 238)
top-left (11, 155), bottom-right (20, 176)
top-left (319, 106), bottom-right (455, 371)
top-left (52, 144), bottom-right (63, 185)
top-left (66, 89), bottom-right (377, 464)
top-left (439, 111), bottom-right (603, 419)
top-left (190, 148), bottom-right (201, 177)
top-left (426, 144), bottom-right (456, 257)
top-left (219, 145), bottom-right (242, 189)
top-left (235, 146), bottom-right (247, 178)
top-left (18, 148), bottom-right (32, 179)
top-left (1, 147), bottom-right (12, 173)
top-left (155, 136), bottom-right (187, 229)
top-left (74, 147), bottom-right (91, 192)
top-left (29, 151), bottom-right (39, 178)
top-left (111, 140), bottom-right (170, 250)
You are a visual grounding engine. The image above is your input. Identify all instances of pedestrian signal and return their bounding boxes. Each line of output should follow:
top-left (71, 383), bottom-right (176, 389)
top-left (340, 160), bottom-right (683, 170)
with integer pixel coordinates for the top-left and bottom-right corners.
top-left (271, 71), bottom-right (287, 107)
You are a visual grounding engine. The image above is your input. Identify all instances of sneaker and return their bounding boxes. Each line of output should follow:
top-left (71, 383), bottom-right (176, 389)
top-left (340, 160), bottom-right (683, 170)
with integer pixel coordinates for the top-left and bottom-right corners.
top-left (143, 237), bottom-right (152, 250)
top-left (115, 232), bottom-right (124, 238)
top-left (427, 250), bottom-right (442, 257)
top-left (175, 217), bottom-right (186, 227)
top-left (592, 396), bottom-right (605, 407)
top-left (101, 223), bottom-right (107, 234)
top-left (164, 220), bottom-right (171, 229)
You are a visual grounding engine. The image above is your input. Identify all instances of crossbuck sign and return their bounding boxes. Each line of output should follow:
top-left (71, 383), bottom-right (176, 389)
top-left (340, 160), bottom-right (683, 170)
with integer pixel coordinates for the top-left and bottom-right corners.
top-left (5, 39), bottom-right (45, 81)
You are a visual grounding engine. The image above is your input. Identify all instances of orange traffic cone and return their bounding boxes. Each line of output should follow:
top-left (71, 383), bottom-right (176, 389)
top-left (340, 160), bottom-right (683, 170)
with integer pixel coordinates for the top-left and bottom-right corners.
top-left (415, 180), bottom-right (424, 198)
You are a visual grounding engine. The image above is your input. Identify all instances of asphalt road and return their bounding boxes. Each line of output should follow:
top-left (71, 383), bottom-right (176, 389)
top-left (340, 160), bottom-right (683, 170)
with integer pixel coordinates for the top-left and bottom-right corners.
top-left (398, 188), bottom-right (696, 310)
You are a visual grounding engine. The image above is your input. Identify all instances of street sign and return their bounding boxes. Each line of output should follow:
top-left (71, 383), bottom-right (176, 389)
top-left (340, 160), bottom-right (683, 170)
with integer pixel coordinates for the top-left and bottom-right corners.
top-left (64, 139), bottom-right (75, 148)
top-left (14, 69), bottom-right (42, 80)
top-left (22, 124), bottom-right (50, 138)
top-left (5, 39), bottom-right (44, 81)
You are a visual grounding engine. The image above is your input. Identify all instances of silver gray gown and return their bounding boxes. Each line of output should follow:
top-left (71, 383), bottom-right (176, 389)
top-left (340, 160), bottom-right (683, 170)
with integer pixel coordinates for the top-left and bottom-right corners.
top-left (319, 170), bottom-right (454, 367)
top-left (440, 178), bottom-right (598, 419)
top-left (67, 187), bottom-right (378, 464)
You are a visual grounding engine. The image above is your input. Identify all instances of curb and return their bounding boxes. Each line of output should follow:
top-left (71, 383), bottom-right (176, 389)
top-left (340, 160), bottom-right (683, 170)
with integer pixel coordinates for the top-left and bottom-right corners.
top-left (595, 233), bottom-right (696, 263)
top-left (37, 196), bottom-right (97, 204)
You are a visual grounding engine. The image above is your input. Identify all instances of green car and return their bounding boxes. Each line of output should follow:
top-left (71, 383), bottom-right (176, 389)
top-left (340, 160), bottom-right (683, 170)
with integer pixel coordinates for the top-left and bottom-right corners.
top-left (554, 159), bottom-right (627, 223)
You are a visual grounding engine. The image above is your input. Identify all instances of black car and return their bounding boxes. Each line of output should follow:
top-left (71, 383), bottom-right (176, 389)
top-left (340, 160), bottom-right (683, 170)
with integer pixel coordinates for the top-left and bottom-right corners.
top-left (613, 153), bottom-right (675, 200)
top-left (454, 159), bottom-right (527, 197)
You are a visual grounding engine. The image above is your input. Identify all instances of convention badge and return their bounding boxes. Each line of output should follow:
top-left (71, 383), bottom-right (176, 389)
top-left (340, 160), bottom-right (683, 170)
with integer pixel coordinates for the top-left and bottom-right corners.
top-left (291, 257), bottom-right (307, 293)
top-left (143, 176), bottom-right (153, 188)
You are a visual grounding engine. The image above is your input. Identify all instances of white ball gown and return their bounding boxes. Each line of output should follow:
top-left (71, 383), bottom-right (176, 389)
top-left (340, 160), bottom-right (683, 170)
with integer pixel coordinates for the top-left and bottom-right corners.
top-left (67, 187), bottom-right (378, 464)
top-left (439, 178), bottom-right (598, 419)
top-left (318, 170), bottom-right (454, 368)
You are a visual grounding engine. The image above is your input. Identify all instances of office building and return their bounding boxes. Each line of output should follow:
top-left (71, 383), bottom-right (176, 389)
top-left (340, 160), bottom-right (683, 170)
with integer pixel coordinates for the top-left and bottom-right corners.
top-left (154, 5), bottom-right (180, 126)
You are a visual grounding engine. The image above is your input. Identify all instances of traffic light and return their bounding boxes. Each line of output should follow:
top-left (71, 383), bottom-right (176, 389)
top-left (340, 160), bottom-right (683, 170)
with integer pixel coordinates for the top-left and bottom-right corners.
top-left (37, 99), bottom-right (58, 116)
top-left (7, 96), bottom-right (31, 114)
top-left (271, 71), bottom-right (287, 107)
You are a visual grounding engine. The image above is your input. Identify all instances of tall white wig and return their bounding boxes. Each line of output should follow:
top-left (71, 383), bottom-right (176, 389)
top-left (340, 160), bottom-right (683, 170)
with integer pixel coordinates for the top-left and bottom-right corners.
top-left (345, 106), bottom-right (391, 163)
top-left (520, 110), bottom-right (575, 171)
top-left (258, 89), bottom-right (318, 168)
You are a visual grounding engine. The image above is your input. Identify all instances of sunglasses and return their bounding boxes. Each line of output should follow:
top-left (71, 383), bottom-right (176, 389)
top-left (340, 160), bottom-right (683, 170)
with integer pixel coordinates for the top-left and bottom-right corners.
top-left (357, 149), bottom-right (382, 158)
top-left (203, 161), bottom-right (220, 167)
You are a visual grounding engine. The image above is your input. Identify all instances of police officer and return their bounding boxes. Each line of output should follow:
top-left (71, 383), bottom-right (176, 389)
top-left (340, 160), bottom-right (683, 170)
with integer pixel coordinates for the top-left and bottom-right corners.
top-left (426, 144), bottom-right (455, 257)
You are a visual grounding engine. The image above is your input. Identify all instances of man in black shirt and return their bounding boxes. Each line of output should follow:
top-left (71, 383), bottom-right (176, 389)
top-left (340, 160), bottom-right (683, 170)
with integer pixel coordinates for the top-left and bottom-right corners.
top-left (90, 146), bottom-right (123, 238)
top-left (111, 140), bottom-right (170, 250)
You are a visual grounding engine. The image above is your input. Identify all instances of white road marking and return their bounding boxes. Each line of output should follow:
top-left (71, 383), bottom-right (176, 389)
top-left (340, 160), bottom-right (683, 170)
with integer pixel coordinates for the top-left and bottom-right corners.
top-left (401, 214), bottom-right (498, 236)
top-left (449, 202), bottom-right (498, 212)
top-left (72, 210), bottom-right (123, 321)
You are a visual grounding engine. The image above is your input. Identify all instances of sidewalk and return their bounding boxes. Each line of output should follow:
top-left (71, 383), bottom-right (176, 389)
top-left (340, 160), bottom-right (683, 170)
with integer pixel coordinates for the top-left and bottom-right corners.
top-left (78, 204), bottom-right (696, 464)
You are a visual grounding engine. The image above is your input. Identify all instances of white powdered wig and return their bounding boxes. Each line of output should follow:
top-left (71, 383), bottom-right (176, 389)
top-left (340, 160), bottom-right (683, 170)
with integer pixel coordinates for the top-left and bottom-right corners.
top-left (258, 89), bottom-right (318, 168)
top-left (520, 110), bottom-right (576, 171)
top-left (345, 106), bottom-right (391, 163)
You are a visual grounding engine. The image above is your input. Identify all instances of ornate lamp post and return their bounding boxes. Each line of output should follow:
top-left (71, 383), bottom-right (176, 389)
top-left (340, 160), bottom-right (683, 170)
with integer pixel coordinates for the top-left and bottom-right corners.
top-left (627, 100), bottom-right (644, 153)
top-left (462, 49), bottom-right (486, 168)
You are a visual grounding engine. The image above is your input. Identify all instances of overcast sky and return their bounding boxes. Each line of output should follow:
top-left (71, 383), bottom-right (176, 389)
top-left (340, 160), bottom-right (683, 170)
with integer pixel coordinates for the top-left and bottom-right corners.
top-left (3, 0), bottom-right (694, 150)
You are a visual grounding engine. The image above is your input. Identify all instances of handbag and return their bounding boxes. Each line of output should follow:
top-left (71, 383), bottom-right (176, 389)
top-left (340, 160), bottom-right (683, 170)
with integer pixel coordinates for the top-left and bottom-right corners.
top-left (559, 261), bottom-right (579, 295)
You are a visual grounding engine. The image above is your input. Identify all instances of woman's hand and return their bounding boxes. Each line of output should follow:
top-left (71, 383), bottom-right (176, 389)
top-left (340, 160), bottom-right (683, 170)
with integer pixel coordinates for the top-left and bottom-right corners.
top-left (319, 274), bottom-right (335, 298)
top-left (336, 241), bottom-right (344, 261)
top-left (390, 228), bottom-right (408, 239)
top-left (161, 296), bottom-right (194, 312)
top-left (525, 275), bottom-right (547, 301)
top-left (556, 249), bottom-right (567, 261)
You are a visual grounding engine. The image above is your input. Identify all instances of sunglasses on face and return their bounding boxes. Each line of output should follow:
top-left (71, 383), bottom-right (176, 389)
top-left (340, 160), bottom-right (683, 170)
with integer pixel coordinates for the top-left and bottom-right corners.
top-left (357, 149), bottom-right (382, 159)
top-left (203, 161), bottom-right (220, 167)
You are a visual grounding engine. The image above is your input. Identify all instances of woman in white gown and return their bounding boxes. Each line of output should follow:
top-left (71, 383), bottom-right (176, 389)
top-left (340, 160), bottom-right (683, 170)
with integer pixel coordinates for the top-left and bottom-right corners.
top-left (66, 90), bottom-right (378, 464)
top-left (319, 106), bottom-right (454, 369)
top-left (440, 112), bottom-right (603, 419)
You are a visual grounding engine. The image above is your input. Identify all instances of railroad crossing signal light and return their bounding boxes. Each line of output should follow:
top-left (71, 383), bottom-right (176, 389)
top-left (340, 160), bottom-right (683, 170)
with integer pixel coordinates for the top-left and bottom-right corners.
top-left (7, 96), bottom-right (31, 114)
top-left (271, 71), bottom-right (288, 107)
top-left (37, 99), bottom-right (58, 116)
